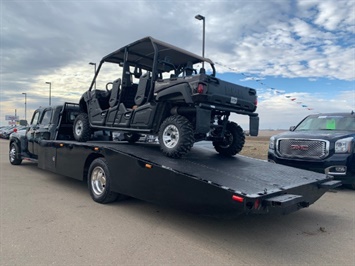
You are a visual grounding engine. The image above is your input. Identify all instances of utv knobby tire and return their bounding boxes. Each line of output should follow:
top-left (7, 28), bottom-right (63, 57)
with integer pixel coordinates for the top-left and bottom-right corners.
top-left (88, 158), bottom-right (119, 204)
top-left (213, 122), bottom-right (245, 156)
top-left (9, 142), bottom-right (22, 165)
top-left (73, 113), bottom-right (91, 142)
top-left (124, 133), bottom-right (141, 144)
top-left (158, 115), bottom-right (194, 158)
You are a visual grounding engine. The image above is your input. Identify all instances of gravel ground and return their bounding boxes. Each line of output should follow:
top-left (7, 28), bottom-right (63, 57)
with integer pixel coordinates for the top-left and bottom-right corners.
top-left (239, 136), bottom-right (270, 160)
top-left (239, 131), bottom-right (287, 160)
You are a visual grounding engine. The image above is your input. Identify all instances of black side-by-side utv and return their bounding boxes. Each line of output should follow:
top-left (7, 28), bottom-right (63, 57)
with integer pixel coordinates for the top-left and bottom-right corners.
top-left (74, 36), bottom-right (259, 158)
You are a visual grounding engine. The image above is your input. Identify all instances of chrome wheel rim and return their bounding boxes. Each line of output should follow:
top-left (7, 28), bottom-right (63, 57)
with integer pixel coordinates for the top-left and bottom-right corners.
top-left (91, 166), bottom-right (106, 196)
top-left (75, 120), bottom-right (83, 136)
top-left (9, 146), bottom-right (16, 163)
top-left (162, 125), bottom-right (179, 148)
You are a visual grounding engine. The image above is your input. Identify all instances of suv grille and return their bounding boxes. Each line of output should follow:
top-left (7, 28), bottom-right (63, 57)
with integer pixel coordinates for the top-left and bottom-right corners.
top-left (277, 139), bottom-right (329, 159)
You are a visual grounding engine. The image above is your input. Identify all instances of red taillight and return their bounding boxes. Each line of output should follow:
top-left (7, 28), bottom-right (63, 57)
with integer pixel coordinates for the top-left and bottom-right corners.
top-left (254, 199), bottom-right (260, 209)
top-left (254, 97), bottom-right (258, 106)
top-left (13, 128), bottom-right (17, 133)
top-left (232, 195), bottom-right (244, 203)
top-left (197, 83), bottom-right (204, 94)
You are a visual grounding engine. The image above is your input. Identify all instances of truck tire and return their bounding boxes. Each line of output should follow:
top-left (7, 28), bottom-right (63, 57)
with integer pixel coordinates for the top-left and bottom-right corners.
top-left (88, 158), bottom-right (119, 203)
top-left (73, 113), bottom-right (91, 142)
top-left (158, 115), bottom-right (194, 158)
top-left (9, 142), bottom-right (22, 165)
top-left (213, 122), bottom-right (245, 156)
top-left (124, 133), bottom-right (141, 144)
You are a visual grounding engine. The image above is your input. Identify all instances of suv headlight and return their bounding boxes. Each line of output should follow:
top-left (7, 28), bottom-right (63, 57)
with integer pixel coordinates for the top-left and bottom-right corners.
top-left (335, 137), bottom-right (353, 153)
top-left (269, 136), bottom-right (275, 150)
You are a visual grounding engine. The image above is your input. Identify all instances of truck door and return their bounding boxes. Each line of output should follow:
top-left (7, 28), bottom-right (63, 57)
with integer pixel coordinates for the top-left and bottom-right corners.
top-left (26, 110), bottom-right (41, 155)
top-left (33, 109), bottom-right (53, 155)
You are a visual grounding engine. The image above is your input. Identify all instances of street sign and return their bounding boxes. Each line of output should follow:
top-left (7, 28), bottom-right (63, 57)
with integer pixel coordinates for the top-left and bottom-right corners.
top-left (5, 115), bottom-right (19, 120)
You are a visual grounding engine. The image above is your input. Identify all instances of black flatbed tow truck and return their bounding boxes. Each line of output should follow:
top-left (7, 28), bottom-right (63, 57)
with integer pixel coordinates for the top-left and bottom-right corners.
top-left (9, 104), bottom-right (340, 215)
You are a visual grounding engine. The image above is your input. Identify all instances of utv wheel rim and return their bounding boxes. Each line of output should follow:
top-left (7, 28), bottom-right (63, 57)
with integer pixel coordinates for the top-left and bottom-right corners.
top-left (220, 131), bottom-right (233, 148)
top-left (9, 146), bottom-right (16, 162)
top-left (75, 120), bottom-right (83, 136)
top-left (162, 125), bottom-right (179, 148)
top-left (91, 166), bottom-right (106, 196)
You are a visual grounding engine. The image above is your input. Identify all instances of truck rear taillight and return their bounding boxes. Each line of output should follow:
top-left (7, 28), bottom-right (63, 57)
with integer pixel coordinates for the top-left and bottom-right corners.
top-left (197, 83), bottom-right (205, 94)
top-left (232, 195), bottom-right (244, 203)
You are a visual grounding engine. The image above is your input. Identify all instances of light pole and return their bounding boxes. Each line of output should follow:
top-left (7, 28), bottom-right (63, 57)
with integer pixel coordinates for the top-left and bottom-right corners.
top-left (22, 92), bottom-right (27, 122)
top-left (45, 82), bottom-right (51, 105)
top-left (195, 14), bottom-right (205, 68)
top-left (89, 62), bottom-right (96, 89)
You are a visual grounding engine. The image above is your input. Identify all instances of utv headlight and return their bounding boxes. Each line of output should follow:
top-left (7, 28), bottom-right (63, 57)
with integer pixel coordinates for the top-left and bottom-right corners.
top-left (335, 137), bottom-right (353, 153)
top-left (269, 136), bottom-right (275, 150)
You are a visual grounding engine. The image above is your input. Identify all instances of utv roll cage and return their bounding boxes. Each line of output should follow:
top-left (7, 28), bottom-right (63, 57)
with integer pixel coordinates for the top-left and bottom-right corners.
top-left (89, 36), bottom-right (216, 103)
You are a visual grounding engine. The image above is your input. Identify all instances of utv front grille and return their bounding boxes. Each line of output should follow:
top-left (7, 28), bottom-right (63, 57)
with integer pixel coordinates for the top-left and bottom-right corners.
top-left (277, 139), bottom-right (329, 159)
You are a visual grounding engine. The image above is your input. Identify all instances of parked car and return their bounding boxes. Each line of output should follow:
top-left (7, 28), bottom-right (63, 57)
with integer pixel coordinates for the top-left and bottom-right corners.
top-left (0, 126), bottom-right (14, 139)
top-left (268, 112), bottom-right (355, 189)
top-left (0, 126), bottom-right (27, 139)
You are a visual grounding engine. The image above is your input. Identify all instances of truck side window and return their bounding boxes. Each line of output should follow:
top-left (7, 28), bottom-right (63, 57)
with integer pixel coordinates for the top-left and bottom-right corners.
top-left (40, 110), bottom-right (52, 125)
top-left (30, 111), bottom-right (40, 126)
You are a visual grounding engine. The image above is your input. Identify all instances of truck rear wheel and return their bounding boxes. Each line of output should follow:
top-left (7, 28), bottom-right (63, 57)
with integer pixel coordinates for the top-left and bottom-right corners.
top-left (9, 142), bottom-right (22, 165)
top-left (213, 122), bottom-right (245, 156)
top-left (73, 113), bottom-right (91, 142)
top-left (158, 115), bottom-right (194, 158)
top-left (88, 158), bottom-right (119, 203)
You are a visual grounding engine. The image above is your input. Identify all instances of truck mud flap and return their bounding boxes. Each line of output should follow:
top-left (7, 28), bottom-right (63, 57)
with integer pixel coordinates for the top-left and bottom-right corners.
top-left (264, 194), bottom-right (305, 208)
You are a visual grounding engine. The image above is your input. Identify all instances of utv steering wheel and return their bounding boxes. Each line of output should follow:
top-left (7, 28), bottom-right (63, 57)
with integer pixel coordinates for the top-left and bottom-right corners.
top-left (105, 78), bottom-right (121, 92)
top-left (105, 82), bottom-right (113, 92)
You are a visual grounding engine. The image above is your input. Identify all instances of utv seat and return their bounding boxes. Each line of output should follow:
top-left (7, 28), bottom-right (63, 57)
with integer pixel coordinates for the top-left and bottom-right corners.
top-left (120, 84), bottom-right (138, 109)
top-left (134, 72), bottom-right (150, 106)
top-left (184, 61), bottom-right (196, 76)
top-left (108, 79), bottom-right (121, 108)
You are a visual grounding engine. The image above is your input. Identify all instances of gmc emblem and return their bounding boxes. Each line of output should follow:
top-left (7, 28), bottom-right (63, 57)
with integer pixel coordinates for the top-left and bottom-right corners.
top-left (291, 144), bottom-right (309, 151)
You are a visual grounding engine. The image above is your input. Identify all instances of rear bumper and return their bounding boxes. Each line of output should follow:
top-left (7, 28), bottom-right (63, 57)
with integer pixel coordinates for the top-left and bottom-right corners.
top-left (197, 101), bottom-right (258, 117)
top-left (197, 103), bottom-right (259, 136)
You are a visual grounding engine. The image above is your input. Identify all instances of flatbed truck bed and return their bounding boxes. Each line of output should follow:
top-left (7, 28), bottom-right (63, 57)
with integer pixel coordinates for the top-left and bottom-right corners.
top-left (9, 103), bottom-right (339, 215)
top-left (34, 139), bottom-right (339, 215)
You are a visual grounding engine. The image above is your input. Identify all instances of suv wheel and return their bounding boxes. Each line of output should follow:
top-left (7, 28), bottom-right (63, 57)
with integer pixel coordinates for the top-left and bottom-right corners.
top-left (213, 122), bottom-right (245, 156)
top-left (73, 113), bottom-right (91, 142)
top-left (158, 115), bottom-right (194, 158)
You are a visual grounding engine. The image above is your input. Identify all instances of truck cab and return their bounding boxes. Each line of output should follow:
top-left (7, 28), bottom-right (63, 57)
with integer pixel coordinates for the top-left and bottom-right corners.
top-left (9, 103), bottom-right (79, 163)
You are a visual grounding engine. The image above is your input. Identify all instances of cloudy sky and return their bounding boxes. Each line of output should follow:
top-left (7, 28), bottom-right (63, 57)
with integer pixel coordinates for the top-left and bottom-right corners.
top-left (1, 0), bottom-right (354, 130)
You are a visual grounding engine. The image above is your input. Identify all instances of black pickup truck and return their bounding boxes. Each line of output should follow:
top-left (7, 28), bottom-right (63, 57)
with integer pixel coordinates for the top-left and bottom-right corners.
top-left (9, 103), bottom-right (340, 215)
top-left (268, 112), bottom-right (355, 189)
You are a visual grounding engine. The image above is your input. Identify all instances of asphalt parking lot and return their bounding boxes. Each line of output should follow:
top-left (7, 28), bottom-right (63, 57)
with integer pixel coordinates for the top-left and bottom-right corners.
top-left (0, 139), bottom-right (354, 265)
